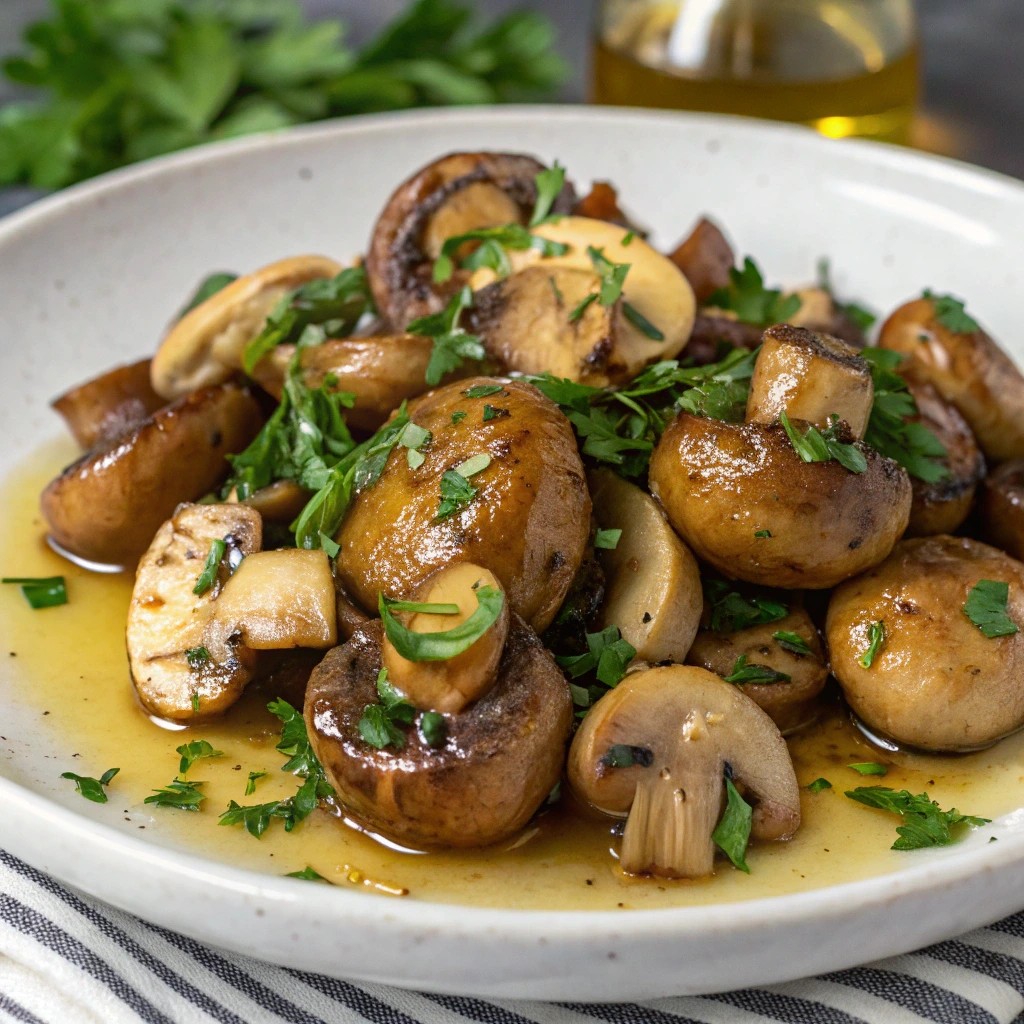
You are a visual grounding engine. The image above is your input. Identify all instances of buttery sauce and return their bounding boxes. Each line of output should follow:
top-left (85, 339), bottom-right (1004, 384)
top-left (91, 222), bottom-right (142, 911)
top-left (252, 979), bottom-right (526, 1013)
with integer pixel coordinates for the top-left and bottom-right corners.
top-left (3, 440), bottom-right (1023, 910)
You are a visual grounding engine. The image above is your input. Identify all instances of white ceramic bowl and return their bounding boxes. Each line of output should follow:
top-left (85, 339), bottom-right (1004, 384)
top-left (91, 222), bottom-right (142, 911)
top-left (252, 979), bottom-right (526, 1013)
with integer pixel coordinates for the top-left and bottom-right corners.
top-left (2, 107), bottom-right (1024, 1001)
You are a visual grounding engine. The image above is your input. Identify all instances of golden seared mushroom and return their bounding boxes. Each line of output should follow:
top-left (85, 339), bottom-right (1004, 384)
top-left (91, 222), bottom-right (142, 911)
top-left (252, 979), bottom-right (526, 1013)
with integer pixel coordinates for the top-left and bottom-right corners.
top-left (979, 460), bottom-right (1024, 561)
top-left (827, 535), bottom-right (1024, 752)
top-left (668, 217), bottom-right (735, 306)
top-left (335, 377), bottom-right (590, 633)
top-left (226, 479), bottom-right (309, 524)
top-left (878, 294), bottom-right (1024, 461)
top-left (52, 359), bottom-right (164, 450)
top-left (686, 607), bottom-right (828, 733)
top-left (366, 152), bottom-right (577, 327)
top-left (482, 216), bottom-right (695, 385)
top-left (567, 665), bottom-right (800, 877)
top-left (588, 469), bottom-right (702, 663)
top-left (304, 608), bottom-right (572, 849)
top-left (128, 503), bottom-right (262, 722)
top-left (904, 378), bottom-right (985, 537)
top-left (152, 255), bottom-right (342, 399)
top-left (745, 324), bottom-right (874, 439)
top-left (41, 383), bottom-right (263, 566)
top-left (649, 411), bottom-right (911, 589)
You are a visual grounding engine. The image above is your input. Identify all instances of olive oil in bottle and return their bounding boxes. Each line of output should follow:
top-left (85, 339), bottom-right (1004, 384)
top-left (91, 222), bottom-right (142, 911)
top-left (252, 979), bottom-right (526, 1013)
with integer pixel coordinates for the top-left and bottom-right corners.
top-left (592, 0), bottom-right (919, 145)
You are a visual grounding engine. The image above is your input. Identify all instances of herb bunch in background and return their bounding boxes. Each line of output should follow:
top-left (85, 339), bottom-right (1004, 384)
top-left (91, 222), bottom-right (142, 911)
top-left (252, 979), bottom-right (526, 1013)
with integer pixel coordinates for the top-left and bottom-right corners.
top-left (0, 0), bottom-right (567, 190)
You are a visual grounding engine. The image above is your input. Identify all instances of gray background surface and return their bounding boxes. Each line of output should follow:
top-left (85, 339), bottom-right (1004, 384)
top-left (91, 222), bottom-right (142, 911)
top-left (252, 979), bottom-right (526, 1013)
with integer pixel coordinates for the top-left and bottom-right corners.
top-left (1, 0), bottom-right (1021, 178)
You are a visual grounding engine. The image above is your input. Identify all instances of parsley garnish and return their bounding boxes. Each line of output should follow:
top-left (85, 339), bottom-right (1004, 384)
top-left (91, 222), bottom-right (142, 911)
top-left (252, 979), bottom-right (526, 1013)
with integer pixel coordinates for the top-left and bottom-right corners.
top-left (463, 384), bottom-right (503, 398)
top-left (192, 539), bottom-right (227, 596)
top-left (723, 655), bottom-right (790, 685)
top-left (60, 767), bottom-right (118, 804)
top-left (754, 529), bottom-right (771, 539)
top-left (482, 404), bottom-right (508, 422)
top-left (176, 740), bottom-right (223, 776)
top-left (407, 286), bottom-right (486, 385)
top-left (451, 410), bottom-right (467, 425)
top-left (587, 245), bottom-right (630, 306)
top-left (145, 779), bottom-right (206, 812)
top-left (807, 778), bottom-right (832, 793)
top-left (924, 290), bottom-right (980, 334)
top-left (529, 161), bottom-right (566, 226)
top-left (379, 588), bottom-right (504, 663)
top-left (180, 273), bottom-right (236, 318)
top-left (859, 620), bottom-right (886, 667)
top-left (358, 668), bottom-right (416, 750)
top-left (435, 454), bottom-right (490, 521)
top-left (779, 411), bottom-right (867, 474)
top-left (286, 866), bottom-right (328, 882)
top-left (185, 646), bottom-right (210, 669)
top-left (773, 631), bottom-right (811, 656)
top-left (2, 576), bottom-right (67, 609)
top-left (420, 711), bottom-right (448, 749)
top-left (621, 302), bottom-right (664, 341)
top-left (704, 579), bottom-right (788, 632)
top-left (963, 580), bottom-right (1019, 638)
top-left (594, 528), bottom-right (622, 550)
top-left (712, 777), bottom-right (752, 872)
top-left (567, 292), bottom-right (598, 324)
top-left (707, 257), bottom-right (801, 327)
top-left (245, 771), bottom-right (268, 796)
top-left (557, 625), bottom-right (636, 702)
top-left (846, 787), bottom-right (989, 850)
top-left (848, 762), bottom-right (888, 776)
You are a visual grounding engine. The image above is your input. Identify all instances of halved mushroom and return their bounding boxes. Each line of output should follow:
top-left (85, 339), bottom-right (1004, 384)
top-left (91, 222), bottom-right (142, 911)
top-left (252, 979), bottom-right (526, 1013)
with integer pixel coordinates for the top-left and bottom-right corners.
top-left (226, 478), bottom-right (310, 524)
top-left (152, 255), bottom-right (342, 399)
top-left (335, 377), bottom-right (590, 633)
top-left (304, 615), bottom-right (572, 848)
top-left (588, 468), bottom-right (702, 663)
top-left (745, 324), bottom-right (874, 439)
top-left (52, 358), bottom-right (164, 450)
top-left (649, 411), bottom-right (912, 589)
top-left (686, 607), bottom-right (827, 733)
top-left (366, 152), bottom-right (577, 328)
top-left (878, 296), bottom-right (1024, 462)
top-left (128, 503), bottom-right (262, 722)
top-left (827, 535), bottom-right (1024, 752)
top-left (41, 382), bottom-right (263, 566)
top-left (667, 217), bottom-right (735, 305)
top-left (567, 665), bottom-right (800, 877)
top-left (904, 378), bottom-right (985, 537)
top-left (978, 460), bottom-right (1024, 560)
top-left (382, 563), bottom-right (510, 713)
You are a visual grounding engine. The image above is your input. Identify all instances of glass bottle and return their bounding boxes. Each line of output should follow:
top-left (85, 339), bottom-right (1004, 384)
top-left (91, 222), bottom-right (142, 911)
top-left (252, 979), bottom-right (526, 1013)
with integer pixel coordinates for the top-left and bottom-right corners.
top-left (592, 0), bottom-right (919, 145)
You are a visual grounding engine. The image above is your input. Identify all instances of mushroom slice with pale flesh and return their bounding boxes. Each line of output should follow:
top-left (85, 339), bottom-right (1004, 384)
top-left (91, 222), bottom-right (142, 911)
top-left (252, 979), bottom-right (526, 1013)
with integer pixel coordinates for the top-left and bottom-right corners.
top-left (979, 460), bottom-right (1024, 561)
top-left (568, 665), bottom-right (800, 878)
top-left (128, 503), bottom-right (262, 723)
top-left (588, 469), bottom-right (702, 663)
top-left (152, 255), bottom-right (342, 399)
top-left (41, 382), bottom-right (263, 567)
top-left (827, 536), bottom-right (1024, 752)
top-left (745, 324), bottom-right (874, 439)
top-left (878, 295), bottom-right (1024, 462)
top-left (366, 151), bottom-right (577, 328)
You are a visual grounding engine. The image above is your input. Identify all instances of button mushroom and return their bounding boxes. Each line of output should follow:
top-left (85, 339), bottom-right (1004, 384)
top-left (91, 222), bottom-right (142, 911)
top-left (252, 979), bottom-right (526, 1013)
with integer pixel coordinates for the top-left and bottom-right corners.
top-left (827, 535), bottom-right (1024, 752)
top-left (366, 152), bottom-right (577, 328)
top-left (41, 382), bottom-right (263, 566)
top-left (878, 295), bottom-right (1024, 462)
top-left (334, 377), bottom-right (591, 633)
top-left (567, 665), bottom-right (800, 877)
top-left (588, 468), bottom-right (702, 663)
top-left (685, 607), bottom-right (828, 733)
top-left (978, 460), bottom-right (1024, 561)
top-left (649, 411), bottom-right (912, 589)
top-left (151, 255), bottom-right (342, 399)
top-left (304, 613), bottom-right (572, 849)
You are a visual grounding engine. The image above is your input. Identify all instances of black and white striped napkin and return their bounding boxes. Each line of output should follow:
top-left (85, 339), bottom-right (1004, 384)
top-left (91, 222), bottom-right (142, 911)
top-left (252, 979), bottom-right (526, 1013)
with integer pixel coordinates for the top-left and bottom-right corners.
top-left (2, 850), bottom-right (1024, 1024)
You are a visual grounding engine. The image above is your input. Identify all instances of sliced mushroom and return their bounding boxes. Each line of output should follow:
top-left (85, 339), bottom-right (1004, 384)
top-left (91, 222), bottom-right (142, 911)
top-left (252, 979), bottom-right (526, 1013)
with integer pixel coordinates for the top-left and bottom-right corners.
top-left (667, 217), bottom-right (734, 305)
top-left (904, 378), bottom-right (985, 537)
top-left (52, 358), bottom-right (164, 450)
top-left (588, 468), bottom-right (702, 663)
top-left (745, 324), bottom-right (874, 439)
top-left (686, 608), bottom-right (827, 733)
top-left (226, 479), bottom-right (310, 524)
top-left (382, 563), bottom-right (510, 713)
top-left (878, 296), bottom-right (1024, 462)
top-left (366, 152), bottom-right (577, 328)
top-left (305, 616), bottom-right (572, 848)
top-left (567, 665), bottom-right (800, 877)
top-left (649, 412), bottom-right (912, 589)
top-left (335, 377), bottom-right (591, 633)
top-left (128, 503), bottom-right (262, 722)
top-left (827, 536), bottom-right (1024, 752)
top-left (978, 460), bottom-right (1024, 560)
top-left (152, 255), bottom-right (342, 399)
top-left (41, 383), bottom-right (263, 566)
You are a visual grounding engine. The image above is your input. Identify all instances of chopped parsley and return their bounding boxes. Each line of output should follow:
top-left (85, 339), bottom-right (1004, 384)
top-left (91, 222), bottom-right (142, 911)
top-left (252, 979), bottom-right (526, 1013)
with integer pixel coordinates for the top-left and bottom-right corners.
top-left (185, 646), bottom-right (210, 669)
top-left (845, 787), bottom-right (989, 850)
top-left (245, 771), bottom-right (268, 796)
top-left (704, 579), bottom-right (788, 633)
top-left (621, 302), bottom-right (664, 341)
top-left (435, 454), bottom-right (490, 521)
top-left (924, 290), bottom-right (980, 334)
top-left (379, 587), bottom-right (504, 663)
top-left (451, 410), bottom-right (467, 425)
top-left (707, 257), bottom-right (801, 327)
top-left (179, 272), bottom-right (236, 318)
top-left (723, 655), bottom-right (790, 685)
top-left (621, 231), bottom-right (635, 247)
top-left (407, 286), bottom-right (486, 386)
top-left (712, 777), bottom-right (752, 872)
top-left (60, 767), bottom-right (118, 804)
top-left (557, 625), bottom-right (636, 709)
top-left (859, 620), bottom-right (886, 668)
top-left (286, 866), bottom-right (328, 882)
top-left (963, 580), bottom-right (1019, 638)
top-left (482, 404), bottom-right (508, 422)
top-left (358, 668), bottom-right (416, 750)
top-left (419, 711), bottom-right (448, 749)
top-left (191, 693), bottom-right (201, 713)
top-left (594, 528), bottom-right (622, 550)
top-left (807, 778), bottom-right (833, 793)
top-left (587, 245), bottom-right (630, 306)
top-left (463, 384), bottom-right (504, 398)
top-left (192, 539), bottom-right (227, 596)
top-left (2, 575), bottom-right (67, 609)
top-left (145, 779), bottom-right (206, 812)
top-left (530, 161), bottom-right (566, 227)
top-left (398, 421), bottom-right (430, 470)
top-left (779, 410), bottom-right (867, 474)
top-left (567, 292), bottom-right (598, 324)
top-left (773, 631), bottom-right (811, 656)
top-left (848, 762), bottom-right (888, 776)
top-left (754, 529), bottom-right (772, 539)
top-left (176, 739), bottom-right (223, 776)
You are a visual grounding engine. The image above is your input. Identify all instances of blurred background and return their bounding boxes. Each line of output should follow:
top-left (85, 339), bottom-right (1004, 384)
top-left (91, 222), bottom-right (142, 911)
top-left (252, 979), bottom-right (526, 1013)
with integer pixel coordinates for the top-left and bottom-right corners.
top-left (1, 0), bottom-right (1021, 217)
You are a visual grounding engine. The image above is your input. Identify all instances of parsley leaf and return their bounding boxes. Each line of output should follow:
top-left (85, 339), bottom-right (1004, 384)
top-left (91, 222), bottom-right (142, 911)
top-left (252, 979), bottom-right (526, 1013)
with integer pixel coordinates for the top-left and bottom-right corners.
top-left (848, 762), bottom-right (888, 776)
top-left (463, 384), bottom-right (504, 398)
top-left (379, 588), bottom-right (505, 662)
top-left (434, 454), bottom-right (489, 521)
top-left (712, 777), bottom-right (752, 872)
top-left (192, 539), bottom-right (227, 596)
top-left (185, 646), bottom-right (210, 669)
top-left (286, 866), bottom-right (328, 882)
top-left (60, 767), bottom-right (118, 804)
top-left (845, 787), bottom-right (990, 850)
top-left (145, 779), bottom-right (206, 812)
top-left (723, 655), bottom-right (790, 685)
top-left (772, 631), bottom-right (811, 656)
top-left (530, 160), bottom-right (566, 226)
top-left (779, 411), bottom-right (867, 474)
top-left (556, 625), bottom-right (636, 688)
top-left (807, 778), bottom-right (833, 793)
top-left (924, 290), bottom-right (980, 334)
top-left (963, 580), bottom-right (1019, 638)
top-left (2, 575), bottom-right (67, 609)
top-left (707, 257), bottom-right (801, 327)
top-left (176, 740), bottom-right (223, 776)
top-left (621, 301), bottom-right (664, 340)
top-left (433, 224), bottom-right (567, 283)
top-left (594, 528), bottom-right (622, 550)
top-left (859, 620), bottom-right (886, 667)
top-left (704, 579), bottom-right (788, 632)
top-left (245, 771), bottom-right (268, 796)
top-left (587, 245), bottom-right (630, 306)
top-left (408, 286), bottom-right (486, 385)
top-left (180, 272), bottom-right (237, 317)
top-left (219, 798), bottom-right (292, 838)
top-left (419, 711), bottom-right (448, 748)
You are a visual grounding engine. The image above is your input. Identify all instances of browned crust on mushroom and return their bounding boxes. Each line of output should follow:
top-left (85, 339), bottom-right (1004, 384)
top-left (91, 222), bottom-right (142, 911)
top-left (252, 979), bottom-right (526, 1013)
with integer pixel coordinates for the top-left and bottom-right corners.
top-left (668, 218), bottom-right (735, 305)
top-left (978, 460), bottom-right (1024, 561)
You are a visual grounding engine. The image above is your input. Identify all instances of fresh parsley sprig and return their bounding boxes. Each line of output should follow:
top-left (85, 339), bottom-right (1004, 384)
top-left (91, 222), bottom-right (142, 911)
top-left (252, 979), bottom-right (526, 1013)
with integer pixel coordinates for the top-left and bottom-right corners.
top-left (407, 286), bottom-right (487, 386)
top-left (704, 579), bottom-right (788, 633)
top-left (358, 668), bottom-right (416, 750)
top-left (712, 777), bottom-right (753, 872)
top-left (779, 411), bottom-right (867, 474)
top-left (723, 655), bottom-right (790, 685)
top-left (61, 767), bottom-right (119, 804)
top-left (772, 631), bottom-right (811, 656)
top-left (846, 786), bottom-right (989, 850)
top-left (558, 625), bottom-right (636, 718)
top-left (859, 620), bottom-right (886, 668)
top-left (924, 290), bottom-right (980, 334)
top-left (707, 257), bottom-right (801, 328)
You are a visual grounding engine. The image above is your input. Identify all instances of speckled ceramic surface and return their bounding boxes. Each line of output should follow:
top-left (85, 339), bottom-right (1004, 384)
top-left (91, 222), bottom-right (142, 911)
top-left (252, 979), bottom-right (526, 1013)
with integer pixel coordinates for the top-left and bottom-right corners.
top-left (1, 107), bottom-right (1024, 1000)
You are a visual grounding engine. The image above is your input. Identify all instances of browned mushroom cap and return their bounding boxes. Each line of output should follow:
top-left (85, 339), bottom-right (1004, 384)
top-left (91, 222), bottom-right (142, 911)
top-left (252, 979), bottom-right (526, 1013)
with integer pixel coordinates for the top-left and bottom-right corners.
top-left (878, 296), bottom-right (1024, 462)
top-left (366, 152), bottom-right (577, 328)
top-left (649, 411), bottom-right (912, 589)
top-left (685, 607), bottom-right (827, 733)
top-left (52, 359), bottom-right (164, 450)
top-left (41, 383), bottom-right (263, 566)
top-left (667, 217), bottom-right (735, 305)
top-left (305, 616), bottom-right (572, 848)
top-left (567, 665), bottom-right (800, 878)
top-left (978, 460), bottom-right (1024, 560)
top-left (335, 377), bottom-right (591, 633)
top-left (574, 181), bottom-right (638, 230)
top-left (827, 536), bottom-right (1024, 752)
top-left (904, 378), bottom-right (985, 537)
top-left (745, 324), bottom-right (874, 439)
top-left (226, 479), bottom-right (310, 524)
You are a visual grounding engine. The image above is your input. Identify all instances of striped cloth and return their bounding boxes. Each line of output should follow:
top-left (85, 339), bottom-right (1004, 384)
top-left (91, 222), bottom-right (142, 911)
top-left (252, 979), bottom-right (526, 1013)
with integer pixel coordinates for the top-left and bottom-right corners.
top-left (2, 851), bottom-right (1024, 1024)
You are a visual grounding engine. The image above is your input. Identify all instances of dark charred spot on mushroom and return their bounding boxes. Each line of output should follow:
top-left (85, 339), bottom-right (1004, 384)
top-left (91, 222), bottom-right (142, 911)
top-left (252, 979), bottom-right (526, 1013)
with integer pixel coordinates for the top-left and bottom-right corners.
top-left (548, 550), bottom-right (566, 573)
top-left (898, 600), bottom-right (919, 615)
top-left (642, 612), bottom-right (652, 623)
top-left (599, 744), bottom-right (655, 771)
top-left (210, 429), bottom-right (222, 448)
top-left (848, 538), bottom-right (862, 550)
